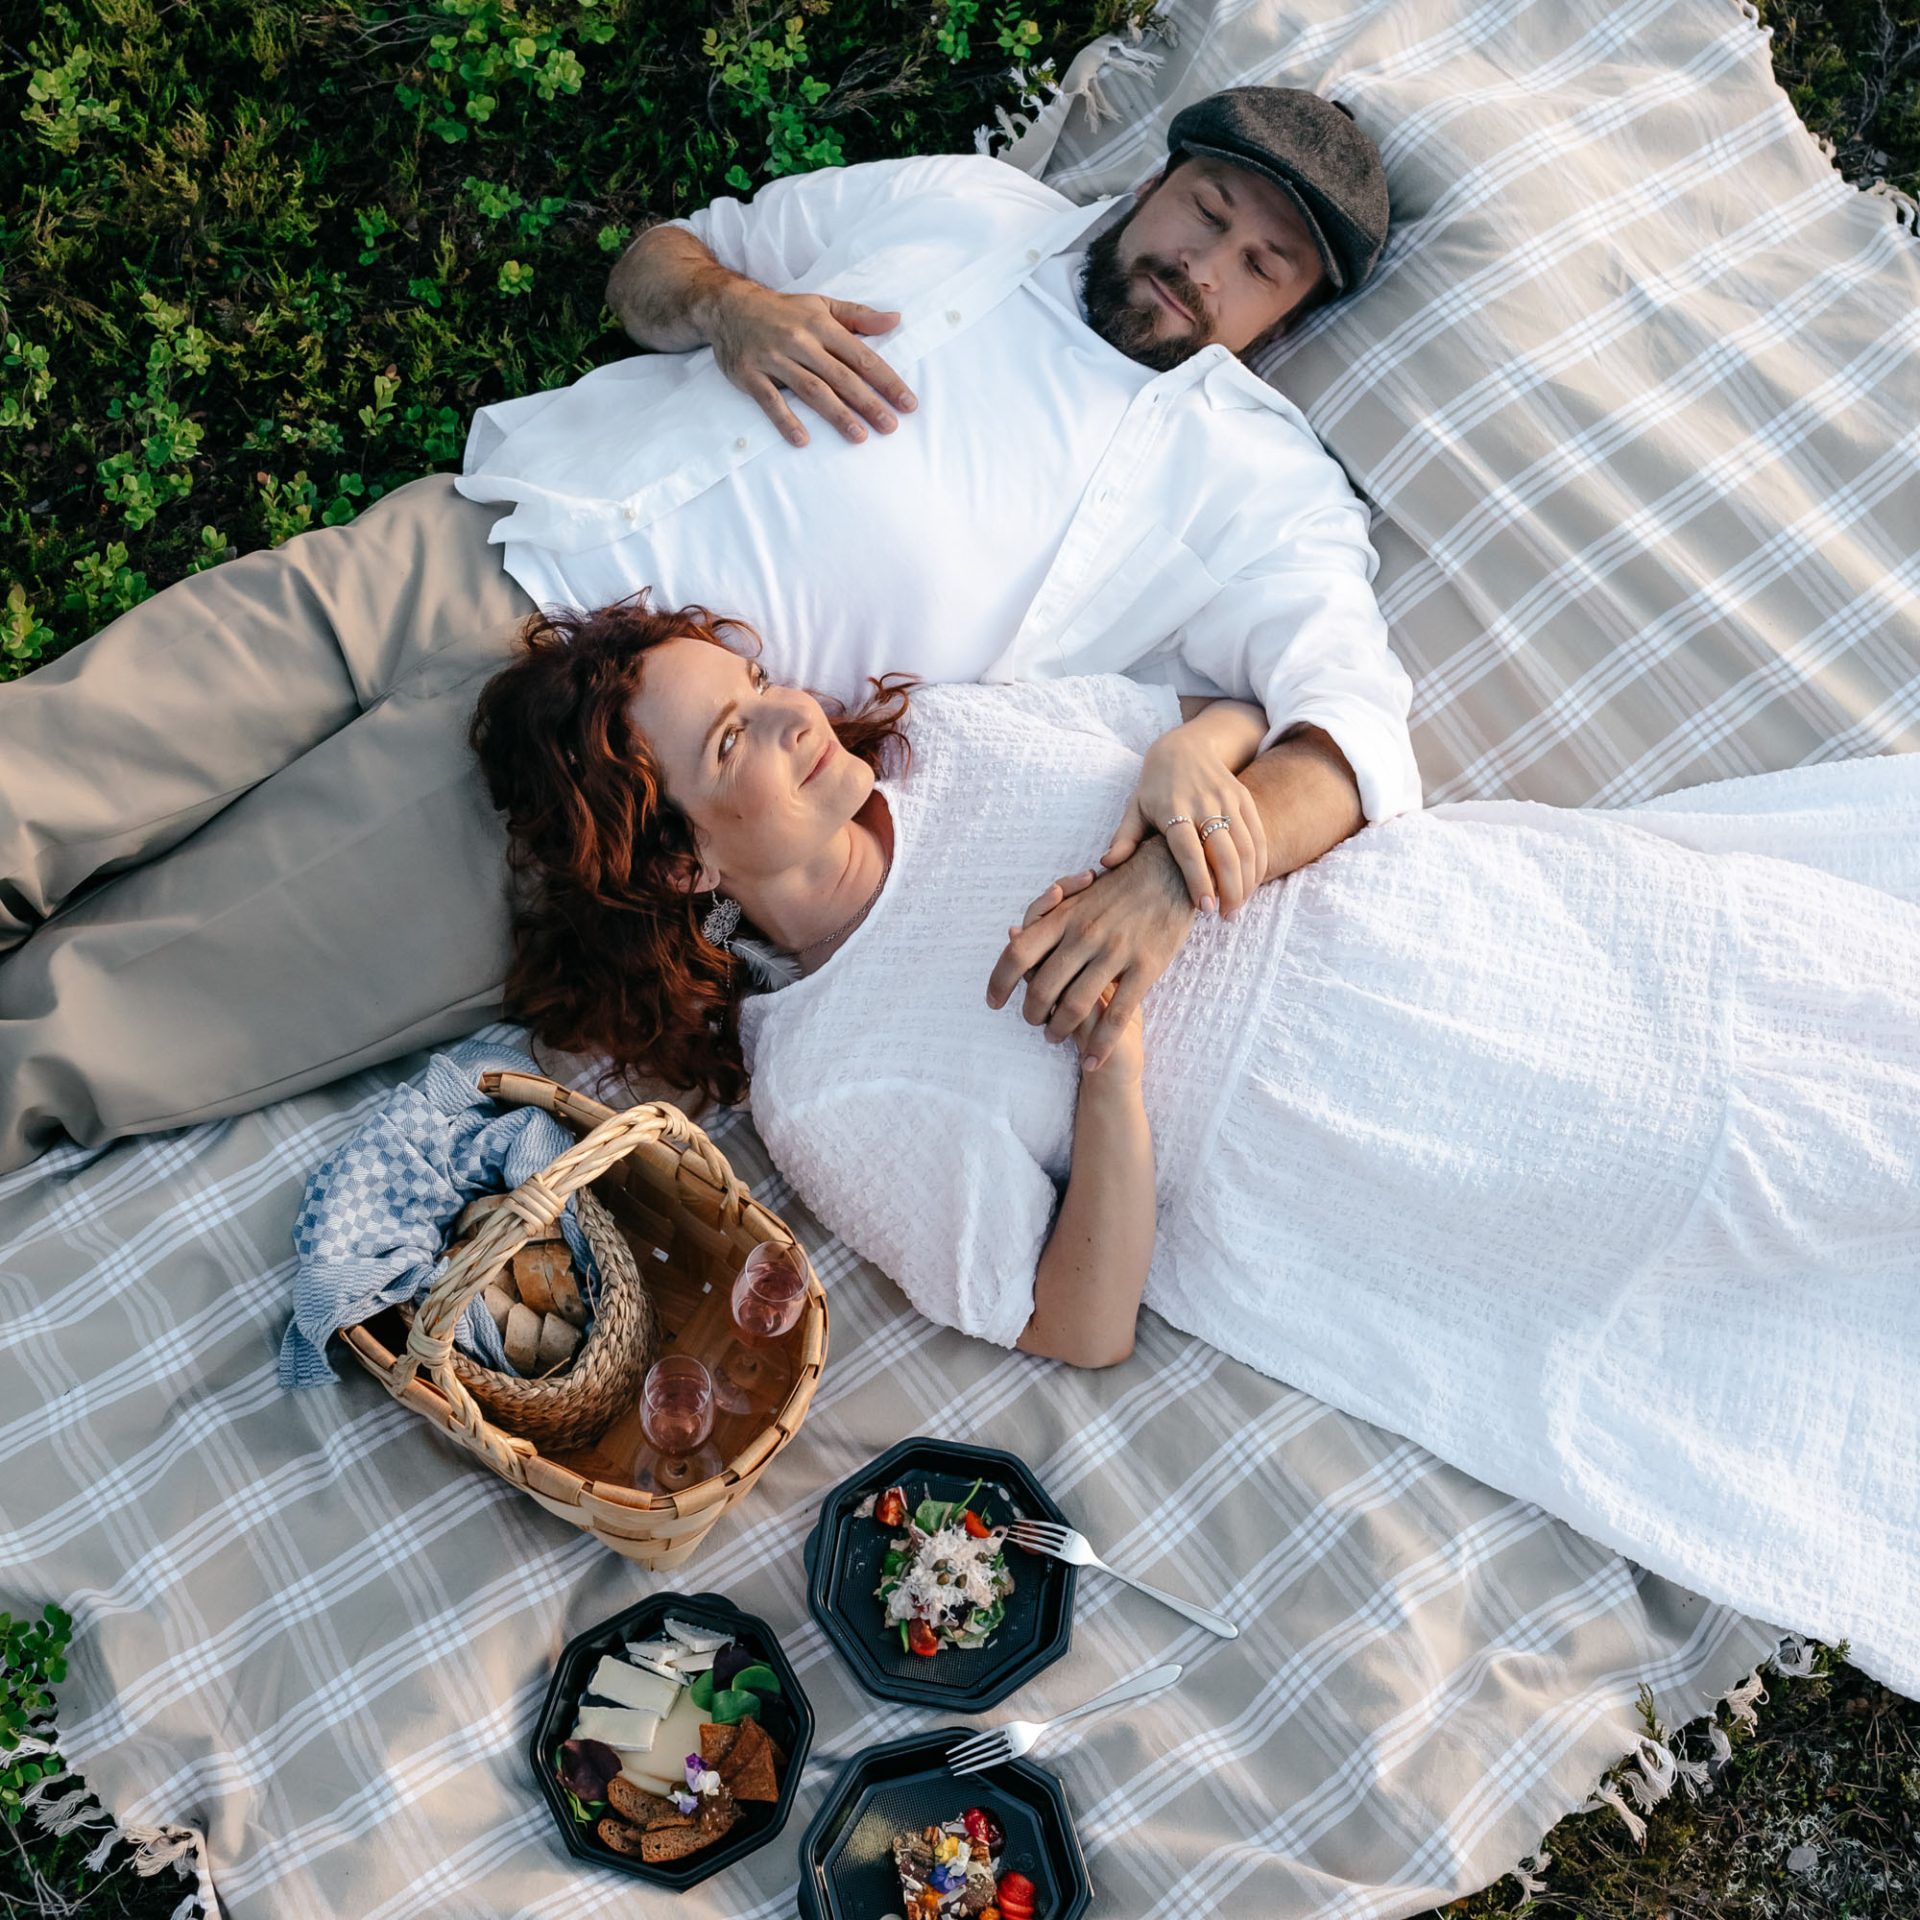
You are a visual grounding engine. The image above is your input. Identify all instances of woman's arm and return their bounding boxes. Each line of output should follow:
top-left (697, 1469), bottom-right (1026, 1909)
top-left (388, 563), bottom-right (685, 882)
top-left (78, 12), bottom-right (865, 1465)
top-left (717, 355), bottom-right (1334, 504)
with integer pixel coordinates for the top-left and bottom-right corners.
top-left (1017, 1015), bottom-right (1153, 1369)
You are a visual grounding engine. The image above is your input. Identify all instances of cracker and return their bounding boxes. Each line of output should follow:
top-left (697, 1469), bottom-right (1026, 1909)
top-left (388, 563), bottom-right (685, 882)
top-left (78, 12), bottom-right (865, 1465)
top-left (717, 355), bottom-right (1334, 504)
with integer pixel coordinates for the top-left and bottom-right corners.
top-left (639, 1823), bottom-right (715, 1864)
top-left (698, 1722), bottom-right (740, 1770)
top-left (607, 1777), bottom-right (682, 1826)
top-left (720, 1715), bottom-right (780, 1803)
top-left (595, 1816), bottom-right (647, 1856)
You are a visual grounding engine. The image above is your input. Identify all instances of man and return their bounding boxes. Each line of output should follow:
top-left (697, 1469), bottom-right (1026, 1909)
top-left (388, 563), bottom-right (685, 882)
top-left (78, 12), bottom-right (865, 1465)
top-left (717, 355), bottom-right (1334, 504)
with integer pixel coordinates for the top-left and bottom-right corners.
top-left (461, 85), bottom-right (1417, 1064)
top-left (0, 87), bottom-right (1413, 1168)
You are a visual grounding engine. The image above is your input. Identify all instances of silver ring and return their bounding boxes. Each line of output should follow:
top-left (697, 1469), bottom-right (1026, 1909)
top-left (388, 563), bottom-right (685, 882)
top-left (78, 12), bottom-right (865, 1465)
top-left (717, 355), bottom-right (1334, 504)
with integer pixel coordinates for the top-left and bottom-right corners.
top-left (1198, 815), bottom-right (1232, 842)
top-left (1162, 815), bottom-right (1192, 831)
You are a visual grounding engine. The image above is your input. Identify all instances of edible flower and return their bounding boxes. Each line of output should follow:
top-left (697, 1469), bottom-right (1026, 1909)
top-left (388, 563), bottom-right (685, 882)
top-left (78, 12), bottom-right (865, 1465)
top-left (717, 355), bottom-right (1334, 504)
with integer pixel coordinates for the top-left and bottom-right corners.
top-left (680, 1753), bottom-right (722, 1800)
top-left (929, 1860), bottom-right (967, 1893)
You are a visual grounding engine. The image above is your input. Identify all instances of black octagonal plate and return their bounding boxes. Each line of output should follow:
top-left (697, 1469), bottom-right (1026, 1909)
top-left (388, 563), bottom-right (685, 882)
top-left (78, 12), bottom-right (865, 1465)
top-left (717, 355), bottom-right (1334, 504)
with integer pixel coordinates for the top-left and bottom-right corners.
top-left (803, 1436), bottom-right (1076, 1711)
top-left (528, 1588), bottom-right (815, 1892)
top-left (795, 1730), bottom-right (1092, 1920)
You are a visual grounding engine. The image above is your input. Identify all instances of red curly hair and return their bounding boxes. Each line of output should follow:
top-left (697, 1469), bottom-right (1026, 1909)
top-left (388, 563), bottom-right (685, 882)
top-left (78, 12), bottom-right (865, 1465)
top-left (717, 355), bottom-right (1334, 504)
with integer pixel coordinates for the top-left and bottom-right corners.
top-left (469, 592), bottom-right (912, 1105)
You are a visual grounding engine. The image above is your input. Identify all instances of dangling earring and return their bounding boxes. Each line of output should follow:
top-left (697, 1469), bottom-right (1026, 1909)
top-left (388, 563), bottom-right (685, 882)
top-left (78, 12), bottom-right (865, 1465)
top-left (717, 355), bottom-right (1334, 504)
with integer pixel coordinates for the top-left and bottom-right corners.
top-left (700, 891), bottom-right (742, 950)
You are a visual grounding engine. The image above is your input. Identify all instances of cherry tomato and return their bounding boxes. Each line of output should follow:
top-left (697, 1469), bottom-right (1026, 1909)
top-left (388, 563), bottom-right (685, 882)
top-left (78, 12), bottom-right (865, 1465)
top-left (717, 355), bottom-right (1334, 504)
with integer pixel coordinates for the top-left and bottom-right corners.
top-left (962, 1508), bottom-right (991, 1539)
top-left (907, 1619), bottom-right (941, 1657)
top-left (962, 1805), bottom-right (1005, 1850)
top-left (875, 1486), bottom-right (907, 1529)
top-left (996, 1868), bottom-right (1037, 1918)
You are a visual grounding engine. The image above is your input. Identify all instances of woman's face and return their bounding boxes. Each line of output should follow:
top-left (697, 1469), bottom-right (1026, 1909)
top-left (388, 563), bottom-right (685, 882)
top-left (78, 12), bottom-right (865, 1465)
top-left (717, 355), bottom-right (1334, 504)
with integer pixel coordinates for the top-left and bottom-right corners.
top-left (627, 635), bottom-right (872, 893)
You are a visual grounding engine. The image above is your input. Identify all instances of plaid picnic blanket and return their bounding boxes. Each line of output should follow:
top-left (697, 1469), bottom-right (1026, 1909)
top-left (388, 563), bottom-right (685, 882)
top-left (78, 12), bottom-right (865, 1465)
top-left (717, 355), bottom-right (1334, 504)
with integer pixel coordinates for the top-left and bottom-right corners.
top-left (0, 1044), bottom-right (1777, 1918)
top-left (12, 0), bottom-right (1907, 1909)
top-left (1023, 0), bottom-right (1920, 807)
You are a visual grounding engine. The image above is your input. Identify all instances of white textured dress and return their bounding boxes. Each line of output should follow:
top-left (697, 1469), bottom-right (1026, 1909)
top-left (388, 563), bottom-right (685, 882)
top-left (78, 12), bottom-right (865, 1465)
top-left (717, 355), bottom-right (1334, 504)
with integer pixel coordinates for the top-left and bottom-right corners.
top-left (740, 676), bottom-right (1920, 1689)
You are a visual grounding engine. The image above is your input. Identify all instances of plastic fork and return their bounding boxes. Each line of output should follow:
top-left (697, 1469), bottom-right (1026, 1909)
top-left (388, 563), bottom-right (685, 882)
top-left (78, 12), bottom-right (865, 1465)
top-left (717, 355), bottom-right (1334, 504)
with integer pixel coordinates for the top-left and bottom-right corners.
top-left (1006, 1517), bottom-right (1240, 1639)
top-left (945, 1662), bottom-right (1183, 1776)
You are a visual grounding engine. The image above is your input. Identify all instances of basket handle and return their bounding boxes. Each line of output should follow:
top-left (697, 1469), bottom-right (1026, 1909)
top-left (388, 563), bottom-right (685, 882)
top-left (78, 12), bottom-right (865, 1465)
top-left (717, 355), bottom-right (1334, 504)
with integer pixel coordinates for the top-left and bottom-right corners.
top-left (392, 1084), bottom-right (757, 1476)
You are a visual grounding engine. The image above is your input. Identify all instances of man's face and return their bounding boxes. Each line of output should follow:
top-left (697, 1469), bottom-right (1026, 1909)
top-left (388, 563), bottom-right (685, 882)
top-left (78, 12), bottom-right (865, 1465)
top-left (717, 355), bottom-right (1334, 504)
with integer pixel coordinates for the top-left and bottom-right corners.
top-left (1083, 155), bottom-right (1330, 371)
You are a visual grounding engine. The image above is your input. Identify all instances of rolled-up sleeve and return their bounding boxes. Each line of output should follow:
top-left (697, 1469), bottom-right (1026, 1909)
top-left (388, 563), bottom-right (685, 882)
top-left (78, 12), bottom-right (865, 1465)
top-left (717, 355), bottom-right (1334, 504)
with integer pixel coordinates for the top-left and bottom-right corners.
top-left (1175, 481), bottom-right (1423, 824)
top-left (661, 154), bottom-right (985, 291)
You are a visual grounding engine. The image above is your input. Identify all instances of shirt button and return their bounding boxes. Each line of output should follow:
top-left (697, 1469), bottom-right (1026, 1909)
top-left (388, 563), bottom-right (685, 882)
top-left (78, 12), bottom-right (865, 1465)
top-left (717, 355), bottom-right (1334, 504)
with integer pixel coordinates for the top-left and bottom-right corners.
top-left (1026, 248), bottom-right (1040, 263)
top-left (946, 308), bottom-right (962, 325)
top-left (622, 504), bottom-right (640, 524)
top-left (734, 435), bottom-right (748, 451)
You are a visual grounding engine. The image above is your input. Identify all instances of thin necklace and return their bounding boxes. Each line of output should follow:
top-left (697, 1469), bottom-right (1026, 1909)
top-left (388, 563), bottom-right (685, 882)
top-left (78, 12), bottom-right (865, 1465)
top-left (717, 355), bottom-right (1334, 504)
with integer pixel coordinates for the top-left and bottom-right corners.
top-left (791, 843), bottom-right (891, 970)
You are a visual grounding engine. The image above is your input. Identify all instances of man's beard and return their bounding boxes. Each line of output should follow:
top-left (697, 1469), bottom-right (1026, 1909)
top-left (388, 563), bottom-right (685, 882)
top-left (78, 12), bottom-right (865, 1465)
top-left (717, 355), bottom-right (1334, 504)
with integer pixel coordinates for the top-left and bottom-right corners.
top-left (1080, 220), bottom-right (1213, 372)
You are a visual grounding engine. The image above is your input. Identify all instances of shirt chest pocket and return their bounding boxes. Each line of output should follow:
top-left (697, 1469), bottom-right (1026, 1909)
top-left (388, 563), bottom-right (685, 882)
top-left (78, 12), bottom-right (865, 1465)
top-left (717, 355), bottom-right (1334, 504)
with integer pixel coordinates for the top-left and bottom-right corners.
top-left (1042, 523), bottom-right (1221, 677)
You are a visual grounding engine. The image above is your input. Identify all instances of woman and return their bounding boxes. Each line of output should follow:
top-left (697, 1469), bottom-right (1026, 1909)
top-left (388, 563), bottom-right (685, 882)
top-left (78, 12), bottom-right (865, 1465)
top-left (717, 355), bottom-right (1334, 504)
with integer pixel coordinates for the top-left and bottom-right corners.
top-left (471, 590), bottom-right (1920, 1382)
top-left (473, 591), bottom-right (1920, 1688)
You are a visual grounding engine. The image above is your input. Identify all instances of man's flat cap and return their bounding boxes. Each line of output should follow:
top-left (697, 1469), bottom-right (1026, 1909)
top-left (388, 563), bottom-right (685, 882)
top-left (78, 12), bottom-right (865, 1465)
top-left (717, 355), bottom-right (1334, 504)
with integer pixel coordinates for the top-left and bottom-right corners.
top-left (1168, 87), bottom-right (1390, 294)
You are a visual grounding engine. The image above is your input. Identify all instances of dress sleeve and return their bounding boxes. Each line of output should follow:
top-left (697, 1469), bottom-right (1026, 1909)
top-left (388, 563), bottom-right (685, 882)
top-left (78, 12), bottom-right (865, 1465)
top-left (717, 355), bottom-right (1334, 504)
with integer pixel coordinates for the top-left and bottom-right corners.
top-left (752, 1078), bottom-right (1060, 1348)
top-left (1171, 488), bottom-right (1424, 824)
top-left (659, 155), bottom-right (991, 290)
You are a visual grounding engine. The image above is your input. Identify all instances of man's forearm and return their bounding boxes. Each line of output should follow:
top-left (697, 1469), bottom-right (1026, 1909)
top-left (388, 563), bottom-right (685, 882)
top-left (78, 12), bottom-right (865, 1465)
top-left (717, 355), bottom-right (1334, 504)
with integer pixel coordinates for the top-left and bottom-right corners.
top-left (605, 223), bottom-right (758, 351)
top-left (1240, 725), bottom-right (1366, 883)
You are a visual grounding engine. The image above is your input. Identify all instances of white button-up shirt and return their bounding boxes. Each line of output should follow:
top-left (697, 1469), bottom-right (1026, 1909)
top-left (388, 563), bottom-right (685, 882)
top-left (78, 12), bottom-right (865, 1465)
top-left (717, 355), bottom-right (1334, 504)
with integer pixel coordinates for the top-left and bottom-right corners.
top-left (456, 154), bottom-right (1421, 820)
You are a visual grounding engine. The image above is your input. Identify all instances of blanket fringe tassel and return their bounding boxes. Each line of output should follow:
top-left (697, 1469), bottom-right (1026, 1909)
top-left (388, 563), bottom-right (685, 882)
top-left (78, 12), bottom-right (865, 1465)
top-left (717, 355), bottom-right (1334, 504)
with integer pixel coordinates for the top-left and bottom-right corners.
top-left (1519, 1631), bottom-right (1814, 1895)
top-left (17, 1727), bottom-right (219, 1919)
top-left (1735, 0), bottom-right (1920, 229)
top-left (985, 22), bottom-right (1168, 178)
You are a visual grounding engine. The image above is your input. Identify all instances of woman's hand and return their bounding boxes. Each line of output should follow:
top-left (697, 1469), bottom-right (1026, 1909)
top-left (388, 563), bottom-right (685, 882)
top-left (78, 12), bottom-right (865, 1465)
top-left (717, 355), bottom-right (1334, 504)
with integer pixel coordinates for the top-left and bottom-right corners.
top-left (1103, 726), bottom-right (1269, 918)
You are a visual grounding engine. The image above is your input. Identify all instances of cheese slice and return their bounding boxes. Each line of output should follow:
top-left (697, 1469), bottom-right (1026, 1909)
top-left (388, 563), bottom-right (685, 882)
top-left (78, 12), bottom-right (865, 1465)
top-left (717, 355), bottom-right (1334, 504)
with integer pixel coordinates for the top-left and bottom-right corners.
top-left (586, 1655), bottom-right (680, 1717)
top-left (663, 1617), bottom-right (731, 1654)
top-left (624, 1637), bottom-right (682, 1672)
top-left (665, 1647), bottom-right (717, 1673)
top-left (617, 1688), bottom-right (707, 1795)
top-left (572, 1704), bottom-right (664, 1749)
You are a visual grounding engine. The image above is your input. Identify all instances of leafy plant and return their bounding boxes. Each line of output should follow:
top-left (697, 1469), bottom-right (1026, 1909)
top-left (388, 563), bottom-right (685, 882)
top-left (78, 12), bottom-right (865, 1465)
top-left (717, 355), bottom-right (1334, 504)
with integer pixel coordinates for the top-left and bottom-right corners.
top-left (1, 1603), bottom-right (71, 1826)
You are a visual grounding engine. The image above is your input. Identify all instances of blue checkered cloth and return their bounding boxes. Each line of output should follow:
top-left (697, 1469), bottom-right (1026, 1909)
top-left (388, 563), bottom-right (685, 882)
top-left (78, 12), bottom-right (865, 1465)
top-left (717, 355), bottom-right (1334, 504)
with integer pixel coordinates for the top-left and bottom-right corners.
top-left (279, 1030), bottom-right (601, 1388)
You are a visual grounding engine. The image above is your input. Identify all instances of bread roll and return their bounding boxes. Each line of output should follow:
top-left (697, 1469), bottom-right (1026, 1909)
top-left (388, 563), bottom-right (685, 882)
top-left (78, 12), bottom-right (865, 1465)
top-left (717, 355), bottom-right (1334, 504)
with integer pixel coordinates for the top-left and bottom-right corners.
top-left (503, 1302), bottom-right (542, 1373)
top-left (544, 1259), bottom-right (588, 1329)
top-left (535, 1312), bottom-right (581, 1374)
top-left (481, 1283), bottom-right (516, 1335)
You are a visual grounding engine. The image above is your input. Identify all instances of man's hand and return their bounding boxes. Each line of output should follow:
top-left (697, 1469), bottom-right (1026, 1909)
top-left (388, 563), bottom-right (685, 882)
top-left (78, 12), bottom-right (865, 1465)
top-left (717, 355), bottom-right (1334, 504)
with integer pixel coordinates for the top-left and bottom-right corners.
top-left (986, 839), bottom-right (1196, 1072)
top-left (706, 286), bottom-right (918, 447)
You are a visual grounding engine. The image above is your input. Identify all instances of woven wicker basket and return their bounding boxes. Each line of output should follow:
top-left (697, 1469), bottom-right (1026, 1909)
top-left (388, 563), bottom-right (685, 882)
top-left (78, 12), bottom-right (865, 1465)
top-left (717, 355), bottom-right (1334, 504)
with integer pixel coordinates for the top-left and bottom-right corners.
top-left (339, 1070), bottom-right (828, 1569)
top-left (395, 1182), bottom-right (655, 1451)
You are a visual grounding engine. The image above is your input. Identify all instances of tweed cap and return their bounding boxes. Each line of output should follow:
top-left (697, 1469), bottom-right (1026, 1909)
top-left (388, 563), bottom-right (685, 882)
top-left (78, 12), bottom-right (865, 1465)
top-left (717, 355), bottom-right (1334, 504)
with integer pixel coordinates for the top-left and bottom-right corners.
top-left (1167, 87), bottom-right (1390, 293)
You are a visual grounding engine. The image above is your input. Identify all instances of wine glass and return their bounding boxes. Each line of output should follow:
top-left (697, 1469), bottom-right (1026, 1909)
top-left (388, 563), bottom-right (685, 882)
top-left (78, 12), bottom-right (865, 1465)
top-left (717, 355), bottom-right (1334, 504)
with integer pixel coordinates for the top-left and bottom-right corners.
top-left (632, 1355), bottom-right (720, 1494)
top-left (711, 1241), bottom-right (809, 1416)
